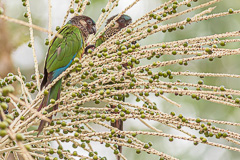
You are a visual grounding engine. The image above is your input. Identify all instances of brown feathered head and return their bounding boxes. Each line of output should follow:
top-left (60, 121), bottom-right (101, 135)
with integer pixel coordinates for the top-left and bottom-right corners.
top-left (69, 15), bottom-right (96, 39)
top-left (104, 14), bottom-right (132, 38)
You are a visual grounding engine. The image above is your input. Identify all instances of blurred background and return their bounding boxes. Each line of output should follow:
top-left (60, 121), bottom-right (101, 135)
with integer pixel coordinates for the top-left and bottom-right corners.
top-left (1, 0), bottom-right (240, 159)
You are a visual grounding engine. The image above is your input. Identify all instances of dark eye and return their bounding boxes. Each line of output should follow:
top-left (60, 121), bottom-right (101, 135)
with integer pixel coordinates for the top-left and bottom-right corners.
top-left (119, 19), bottom-right (125, 23)
top-left (87, 20), bottom-right (92, 24)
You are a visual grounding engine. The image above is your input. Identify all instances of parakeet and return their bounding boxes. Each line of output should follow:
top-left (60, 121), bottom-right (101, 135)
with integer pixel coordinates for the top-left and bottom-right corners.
top-left (86, 14), bottom-right (132, 156)
top-left (95, 14), bottom-right (132, 48)
top-left (84, 14), bottom-right (132, 54)
top-left (37, 15), bottom-right (96, 135)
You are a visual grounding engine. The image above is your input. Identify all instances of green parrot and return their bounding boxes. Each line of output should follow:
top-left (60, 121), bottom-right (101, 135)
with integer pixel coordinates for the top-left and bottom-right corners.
top-left (37, 15), bottom-right (96, 135)
top-left (85, 14), bottom-right (132, 156)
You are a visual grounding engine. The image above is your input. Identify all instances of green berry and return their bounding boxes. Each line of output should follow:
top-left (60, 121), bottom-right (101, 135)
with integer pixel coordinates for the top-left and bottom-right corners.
top-left (114, 108), bottom-right (119, 113)
top-left (111, 129), bottom-right (115, 135)
top-left (56, 26), bottom-right (60, 31)
top-left (178, 114), bottom-right (183, 119)
top-left (45, 39), bottom-right (49, 45)
top-left (144, 143), bottom-right (149, 149)
top-left (127, 138), bottom-right (132, 144)
top-left (0, 121), bottom-right (8, 129)
top-left (136, 149), bottom-right (141, 154)
top-left (16, 133), bottom-right (25, 141)
top-left (80, 143), bottom-right (86, 148)
top-left (27, 42), bottom-right (32, 47)
top-left (45, 156), bottom-right (50, 160)
top-left (0, 130), bottom-right (7, 137)
top-left (20, 116), bottom-right (25, 121)
top-left (220, 85), bottom-right (226, 91)
top-left (57, 149), bottom-right (62, 155)
top-left (235, 98), bottom-right (240, 104)
top-left (83, 82), bottom-right (88, 87)
top-left (102, 68), bottom-right (107, 73)
top-left (74, 132), bottom-right (79, 137)
top-left (70, 8), bottom-right (74, 13)
top-left (106, 117), bottom-right (111, 121)
top-left (50, 99), bottom-right (55, 104)
top-left (23, 12), bottom-right (28, 18)
top-left (148, 141), bottom-right (153, 146)
top-left (228, 8), bottom-right (234, 14)
top-left (106, 89), bottom-right (111, 95)
top-left (0, 7), bottom-right (4, 14)
top-left (172, 4), bottom-right (177, 9)
top-left (99, 90), bottom-right (104, 95)
top-left (89, 152), bottom-right (94, 157)
top-left (220, 41), bottom-right (225, 46)
top-left (105, 143), bottom-right (110, 147)
top-left (186, 17), bottom-right (191, 22)
top-left (179, 25), bottom-right (184, 30)
top-left (93, 155), bottom-right (98, 160)
top-left (191, 94), bottom-right (197, 99)
top-left (5, 97), bottom-right (10, 103)
top-left (72, 151), bottom-right (77, 156)
top-left (169, 137), bottom-right (173, 142)
top-left (172, 51), bottom-right (177, 55)
top-left (44, 90), bottom-right (49, 96)
top-left (61, 121), bottom-right (66, 127)
top-left (205, 47), bottom-right (212, 54)
top-left (1, 102), bottom-right (8, 110)
top-left (167, 70), bottom-right (171, 75)
top-left (202, 138), bottom-right (207, 143)
top-left (223, 133), bottom-right (228, 137)
top-left (89, 61), bottom-right (94, 67)
top-left (24, 144), bottom-right (31, 151)
top-left (120, 112), bottom-right (125, 117)
top-left (135, 43), bottom-right (140, 48)
top-left (193, 141), bottom-right (198, 145)
top-left (141, 114), bottom-right (146, 119)
top-left (126, 28), bottom-right (131, 33)
top-left (198, 80), bottom-right (203, 85)
top-left (182, 117), bottom-right (186, 122)
top-left (132, 132), bottom-right (137, 137)
top-left (2, 85), bottom-right (15, 96)
top-left (114, 149), bottom-right (119, 154)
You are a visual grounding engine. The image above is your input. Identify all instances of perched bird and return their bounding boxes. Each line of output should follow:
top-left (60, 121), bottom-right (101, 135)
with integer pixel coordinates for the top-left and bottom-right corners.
top-left (95, 14), bottom-right (132, 47)
top-left (37, 15), bottom-right (96, 135)
top-left (84, 14), bottom-right (132, 54)
top-left (85, 14), bottom-right (132, 157)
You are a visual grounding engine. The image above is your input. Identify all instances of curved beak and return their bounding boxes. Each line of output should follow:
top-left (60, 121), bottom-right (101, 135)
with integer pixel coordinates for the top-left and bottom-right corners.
top-left (92, 26), bottom-right (96, 35)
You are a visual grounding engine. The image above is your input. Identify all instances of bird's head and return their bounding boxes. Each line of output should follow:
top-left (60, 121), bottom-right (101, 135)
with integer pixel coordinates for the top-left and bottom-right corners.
top-left (103, 14), bottom-right (132, 38)
top-left (69, 15), bottom-right (96, 35)
top-left (107, 14), bottom-right (132, 31)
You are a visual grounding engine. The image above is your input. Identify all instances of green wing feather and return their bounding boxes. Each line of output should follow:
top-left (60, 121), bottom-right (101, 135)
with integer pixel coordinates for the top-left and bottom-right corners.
top-left (38, 24), bottom-right (85, 135)
top-left (46, 24), bottom-right (84, 73)
top-left (95, 36), bottom-right (105, 48)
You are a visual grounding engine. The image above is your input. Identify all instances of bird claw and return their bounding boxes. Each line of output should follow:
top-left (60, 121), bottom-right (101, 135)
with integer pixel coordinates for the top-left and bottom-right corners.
top-left (84, 45), bottom-right (95, 55)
